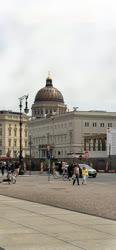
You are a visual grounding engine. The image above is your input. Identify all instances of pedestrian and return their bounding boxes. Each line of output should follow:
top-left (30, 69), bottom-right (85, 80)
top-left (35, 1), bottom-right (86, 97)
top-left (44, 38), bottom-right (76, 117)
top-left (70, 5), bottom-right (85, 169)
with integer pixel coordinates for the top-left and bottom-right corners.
top-left (73, 163), bottom-right (80, 185)
top-left (52, 162), bottom-right (57, 178)
top-left (82, 166), bottom-right (88, 184)
top-left (1, 161), bottom-right (6, 176)
top-left (67, 164), bottom-right (73, 180)
top-left (14, 161), bottom-right (20, 176)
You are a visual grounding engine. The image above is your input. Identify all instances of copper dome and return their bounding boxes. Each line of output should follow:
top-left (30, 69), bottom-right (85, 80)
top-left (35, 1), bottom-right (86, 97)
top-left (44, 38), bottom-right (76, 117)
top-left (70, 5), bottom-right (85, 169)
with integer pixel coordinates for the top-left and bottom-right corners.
top-left (34, 76), bottom-right (64, 103)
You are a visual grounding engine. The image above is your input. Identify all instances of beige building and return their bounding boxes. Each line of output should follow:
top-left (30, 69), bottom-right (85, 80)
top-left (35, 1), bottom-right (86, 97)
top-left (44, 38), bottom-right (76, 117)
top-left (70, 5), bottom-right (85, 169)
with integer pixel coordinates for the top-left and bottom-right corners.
top-left (29, 75), bottom-right (116, 161)
top-left (0, 110), bottom-right (28, 158)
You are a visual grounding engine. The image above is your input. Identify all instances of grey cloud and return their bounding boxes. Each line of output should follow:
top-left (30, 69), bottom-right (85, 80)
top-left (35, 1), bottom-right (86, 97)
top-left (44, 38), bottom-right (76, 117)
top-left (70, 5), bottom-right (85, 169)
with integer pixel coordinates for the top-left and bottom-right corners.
top-left (0, 0), bottom-right (116, 112)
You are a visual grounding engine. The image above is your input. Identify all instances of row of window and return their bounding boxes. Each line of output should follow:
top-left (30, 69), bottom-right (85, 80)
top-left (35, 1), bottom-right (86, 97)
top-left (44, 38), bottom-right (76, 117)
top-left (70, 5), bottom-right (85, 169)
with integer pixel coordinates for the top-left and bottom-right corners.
top-left (8, 139), bottom-right (28, 148)
top-left (37, 149), bottom-right (67, 158)
top-left (85, 122), bottom-right (112, 128)
top-left (33, 122), bottom-right (72, 134)
top-left (34, 109), bottom-right (57, 115)
top-left (33, 134), bottom-right (68, 145)
top-left (0, 126), bottom-right (28, 137)
top-left (8, 128), bottom-right (28, 137)
top-left (84, 138), bottom-right (106, 151)
top-left (0, 139), bottom-right (28, 147)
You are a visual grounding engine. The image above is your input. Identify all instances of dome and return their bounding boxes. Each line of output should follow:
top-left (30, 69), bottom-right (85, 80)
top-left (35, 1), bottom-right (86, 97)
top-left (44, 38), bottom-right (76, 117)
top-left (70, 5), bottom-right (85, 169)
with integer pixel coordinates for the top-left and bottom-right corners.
top-left (34, 76), bottom-right (64, 104)
top-left (35, 87), bottom-right (64, 103)
top-left (32, 74), bottom-right (67, 119)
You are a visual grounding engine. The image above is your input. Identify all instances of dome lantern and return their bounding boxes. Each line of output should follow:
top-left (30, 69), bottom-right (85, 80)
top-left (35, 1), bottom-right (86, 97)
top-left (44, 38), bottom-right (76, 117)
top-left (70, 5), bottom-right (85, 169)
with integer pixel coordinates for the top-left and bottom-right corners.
top-left (46, 72), bottom-right (53, 87)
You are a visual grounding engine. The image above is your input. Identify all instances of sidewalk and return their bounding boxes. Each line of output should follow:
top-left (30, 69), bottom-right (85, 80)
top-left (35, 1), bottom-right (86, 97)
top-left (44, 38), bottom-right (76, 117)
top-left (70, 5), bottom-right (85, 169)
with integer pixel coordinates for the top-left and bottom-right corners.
top-left (0, 195), bottom-right (116, 250)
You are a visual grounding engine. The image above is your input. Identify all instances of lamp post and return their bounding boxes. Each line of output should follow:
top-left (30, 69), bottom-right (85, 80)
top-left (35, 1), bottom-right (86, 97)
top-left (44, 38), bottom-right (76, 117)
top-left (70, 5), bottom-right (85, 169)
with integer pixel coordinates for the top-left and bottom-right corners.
top-left (29, 135), bottom-right (32, 175)
top-left (47, 144), bottom-right (51, 181)
top-left (19, 95), bottom-right (29, 173)
top-left (51, 116), bottom-right (55, 158)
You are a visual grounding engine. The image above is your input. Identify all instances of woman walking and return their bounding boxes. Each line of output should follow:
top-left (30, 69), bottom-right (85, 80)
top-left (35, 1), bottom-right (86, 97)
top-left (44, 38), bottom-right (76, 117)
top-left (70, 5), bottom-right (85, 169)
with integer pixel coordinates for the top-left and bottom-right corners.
top-left (82, 166), bottom-right (88, 184)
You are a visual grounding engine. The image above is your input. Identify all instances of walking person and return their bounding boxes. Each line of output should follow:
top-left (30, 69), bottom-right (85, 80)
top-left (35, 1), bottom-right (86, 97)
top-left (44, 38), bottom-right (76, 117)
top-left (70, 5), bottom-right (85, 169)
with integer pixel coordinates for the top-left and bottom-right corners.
top-left (82, 166), bottom-right (88, 184)
top-left (1, 162), bottom-right (6, 176)
top-left (14, 161), bottom-right (20, 176)
top-left (73, 163), bottom-right (80, 185)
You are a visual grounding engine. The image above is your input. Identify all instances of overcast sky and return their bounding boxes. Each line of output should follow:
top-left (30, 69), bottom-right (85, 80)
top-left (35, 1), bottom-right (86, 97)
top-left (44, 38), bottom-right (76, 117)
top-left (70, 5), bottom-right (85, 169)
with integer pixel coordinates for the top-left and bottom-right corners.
top-left (0, 0), bottom-right (116, 113)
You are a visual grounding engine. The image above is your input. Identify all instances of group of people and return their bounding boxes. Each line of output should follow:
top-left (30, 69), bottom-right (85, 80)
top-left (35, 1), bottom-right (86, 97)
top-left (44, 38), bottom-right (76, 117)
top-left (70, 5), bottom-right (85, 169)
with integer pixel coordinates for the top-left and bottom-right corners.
top-left (57, 161), bottom-right (88, 185)
top-left (72, 163), bottom-right (88, 185)
top-left (0, 161), bottom-right (20, 177)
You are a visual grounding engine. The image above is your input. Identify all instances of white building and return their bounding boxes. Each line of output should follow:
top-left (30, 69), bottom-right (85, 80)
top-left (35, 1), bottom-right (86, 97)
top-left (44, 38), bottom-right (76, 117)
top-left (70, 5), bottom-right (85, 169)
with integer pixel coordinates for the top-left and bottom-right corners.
top-left (107, 128), bottom-right (116, 156)
top-left (29, 75), bottom-right (116, 162)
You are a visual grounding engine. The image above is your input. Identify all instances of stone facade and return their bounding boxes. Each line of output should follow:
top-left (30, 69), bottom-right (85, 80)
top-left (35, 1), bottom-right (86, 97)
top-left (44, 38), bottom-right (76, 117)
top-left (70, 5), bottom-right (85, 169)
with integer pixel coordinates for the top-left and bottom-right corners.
top-left (0, 110), bottom-right (29, 158)
top-left (29, 110), bottom-right (116, 160)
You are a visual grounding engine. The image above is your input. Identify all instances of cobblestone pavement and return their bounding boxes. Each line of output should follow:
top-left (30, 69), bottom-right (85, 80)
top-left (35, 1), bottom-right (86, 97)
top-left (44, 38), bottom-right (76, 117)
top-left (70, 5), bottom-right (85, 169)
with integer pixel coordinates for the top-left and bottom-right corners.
top-left (0, 173), bottom-right (116, 220)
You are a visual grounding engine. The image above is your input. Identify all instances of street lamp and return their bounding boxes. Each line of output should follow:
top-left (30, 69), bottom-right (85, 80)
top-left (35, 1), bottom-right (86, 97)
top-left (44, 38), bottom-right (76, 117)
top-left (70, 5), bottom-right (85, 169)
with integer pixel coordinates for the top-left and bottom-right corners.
top-left (29, 134), bottom-right (32, 175)
top-left (19, 95), bottom-right (29, 172)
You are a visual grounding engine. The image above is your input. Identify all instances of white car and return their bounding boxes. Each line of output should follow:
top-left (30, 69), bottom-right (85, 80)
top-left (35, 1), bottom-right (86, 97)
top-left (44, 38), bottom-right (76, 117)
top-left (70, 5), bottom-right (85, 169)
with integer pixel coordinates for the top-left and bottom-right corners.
top-left (79, 164), bottom-right (97, 178)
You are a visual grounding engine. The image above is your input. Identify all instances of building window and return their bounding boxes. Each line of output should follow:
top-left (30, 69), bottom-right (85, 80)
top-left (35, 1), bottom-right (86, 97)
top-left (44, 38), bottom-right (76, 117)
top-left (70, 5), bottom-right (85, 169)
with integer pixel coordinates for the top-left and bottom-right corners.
top-left (25, 140), bottom-right (27, 147)
top-left (0, 150), bottom-right (2, 155)
top-left (13, 151), bottom-right (17, 157)
top-left (100, 123), bottom-right (104, 127)
top-left (93, 139), bottom-right (96, 151)
top-left (84, 138), bottom-right (90, 151)
top-left (85, 122), bottom-right (89, 127)
top-left (0, 128), bottom-right (2, 136)
top-left (25, 129), bottom-right (28, 137)
top-left (98, 139), bottom-right (101, 151)
top-left (102, 138), bottom-right (106, 151)
top-left (14, 140), bottom-right (17, 147)
top-left (8, 139), bottom-right (11, 147)
top-left (0, 139), bottom-right (2, 146)
top-left (93, 122), bottom-right (97, 127)
top-left (8, 127), bottom-right (12, 136)
top-left (108, 123), bottom-right (112, 127)
top-left (14, 128), bottom-right (17, 137)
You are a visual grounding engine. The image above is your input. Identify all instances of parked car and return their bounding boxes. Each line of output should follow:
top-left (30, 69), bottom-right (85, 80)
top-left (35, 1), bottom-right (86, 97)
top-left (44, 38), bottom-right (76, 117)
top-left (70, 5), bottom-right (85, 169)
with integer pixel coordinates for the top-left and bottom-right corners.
top-left (79, 164), bottom-right (97, 178)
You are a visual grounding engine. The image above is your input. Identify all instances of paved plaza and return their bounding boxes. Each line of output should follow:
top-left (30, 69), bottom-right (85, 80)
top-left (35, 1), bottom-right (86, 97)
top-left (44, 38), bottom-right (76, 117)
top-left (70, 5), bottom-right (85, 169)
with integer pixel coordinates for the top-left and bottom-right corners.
top-left (0, 195), bottom-right (116, 250)
top-left (0, 173), bottom-right (116, 220)
top-left (0, 173), bottom-right (116, 249)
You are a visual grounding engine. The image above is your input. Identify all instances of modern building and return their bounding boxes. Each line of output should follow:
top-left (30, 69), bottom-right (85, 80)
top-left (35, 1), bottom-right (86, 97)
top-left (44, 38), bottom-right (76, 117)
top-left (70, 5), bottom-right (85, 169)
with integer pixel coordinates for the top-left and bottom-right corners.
top-left (29, 74), bottom-right (116, 169)
top-left (0, 110), bottom-right (29, 158)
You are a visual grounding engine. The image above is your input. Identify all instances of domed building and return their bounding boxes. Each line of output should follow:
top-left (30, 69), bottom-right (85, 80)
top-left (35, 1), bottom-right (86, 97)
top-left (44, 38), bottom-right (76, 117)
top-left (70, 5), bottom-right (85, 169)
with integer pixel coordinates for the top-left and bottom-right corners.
top-left (29, 74), bottom-right (116, 170)
top-left (32, 74), bottom-right (67, 118)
